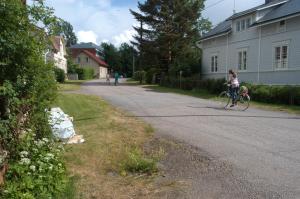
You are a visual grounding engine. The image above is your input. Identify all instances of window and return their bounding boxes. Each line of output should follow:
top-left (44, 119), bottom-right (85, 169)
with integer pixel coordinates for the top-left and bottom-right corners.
top-left (274, 45), bottom-right (288, 69)
top-left (241, 19), bottom-right (246, 31)
top-left (236, 21), bottom-right (241, 32)
top-left (278, 20), bottom-right (286, 32)
top-left (211, 55), bottom-right (218, 72)
top-left (86, 57), bottom-right (89, 63)
top-left (246, 18), bottom-right (251, 28)
top-left (238, 50), bottom-right (247, 71)
top-left (236, 18), bottom-right (251, 32)
top-left (77, 57), bottom-right (81, 63)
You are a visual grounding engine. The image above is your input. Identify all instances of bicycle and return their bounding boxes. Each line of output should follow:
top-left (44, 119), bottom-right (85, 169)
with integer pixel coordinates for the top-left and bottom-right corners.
top-left (218, 84), bottom-right (250, 111)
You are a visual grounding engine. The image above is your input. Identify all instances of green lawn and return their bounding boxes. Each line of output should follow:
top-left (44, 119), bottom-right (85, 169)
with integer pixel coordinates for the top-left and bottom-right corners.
top-left (144, 85), bottom-right (300, 115)
top-left (54, 93), bottom-right (158, 198)
top-left (58, 80), bottom-right (87, 92)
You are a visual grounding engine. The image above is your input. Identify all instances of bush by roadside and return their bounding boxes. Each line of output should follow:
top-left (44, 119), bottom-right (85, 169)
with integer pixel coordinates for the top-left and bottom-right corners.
top-left (241, 83), bottom-right (300, 106)
top-left (1, 133), bottom-right (66, 199)
top-left (160, 76), bottom-right (300, 106)
top-left (54, 68), bottom-right (66, 83)
top-left (76, 68), bottom-right (94, 80)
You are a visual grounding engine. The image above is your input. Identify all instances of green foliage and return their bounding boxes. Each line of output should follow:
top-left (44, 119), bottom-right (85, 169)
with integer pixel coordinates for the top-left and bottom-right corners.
top-left (101, 43), bottom-right (121, 72)
top-left (119, 43), bottom-right (136, 77)
top-left (145, 68), bottom-right (160, 84)
top-left (241, 83), bottom-right (300, 105)
top-left (52, 19), bottom-right (77, 47)
top-left (54, 68), bottom-right (65, 83)
top-left (121, 148), bottom-right (157, 174)
top-left (1, 133), bottom-right (67, 199)
top-left (130, 0), bottom-right (210, 73)
top-left (0, 0), bottom-right (67, 197)
top-left (76, 68), bottom-right (94, 80)
top-left (160, 76), bottom-right (226, 94)
top-left (133, 71), bottom-right (146, 84)
top-left (67, 59), bottom-right (79, 74)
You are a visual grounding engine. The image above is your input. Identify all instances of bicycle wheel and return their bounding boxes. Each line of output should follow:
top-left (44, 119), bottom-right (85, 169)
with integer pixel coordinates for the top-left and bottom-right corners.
top-left (236, 94), bottom-right (250, 111)
top-left (218, 91), bottom-right (231, 109)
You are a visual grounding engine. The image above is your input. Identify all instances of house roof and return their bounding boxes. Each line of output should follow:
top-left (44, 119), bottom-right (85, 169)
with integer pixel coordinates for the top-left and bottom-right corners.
top-left (229, 0), bottom-right (287, 20)
top-left (81, 50), bottom-right (108, 67)
top-left (50, 36), bottom-right (64, 52)
top-left (254, 0), bottom-right (300, 25)
top-left (201, 20), bottom-right (232, 40)
top-left (70, 42), bottom-right (102, 51)
top-left (200, 0), bottom-right (291, 41)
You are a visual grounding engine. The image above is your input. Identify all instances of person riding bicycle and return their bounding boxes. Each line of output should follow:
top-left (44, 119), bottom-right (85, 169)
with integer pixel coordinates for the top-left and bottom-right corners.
top-left (228, 69), bottom-right (239, 107)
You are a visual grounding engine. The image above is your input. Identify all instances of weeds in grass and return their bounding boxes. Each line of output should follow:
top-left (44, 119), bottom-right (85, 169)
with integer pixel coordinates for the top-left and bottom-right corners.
top-left (121, 148), bottom-right (158, 175)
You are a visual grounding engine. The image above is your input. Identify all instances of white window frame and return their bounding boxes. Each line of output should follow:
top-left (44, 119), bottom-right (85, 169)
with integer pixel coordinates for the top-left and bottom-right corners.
top-left (211, 54), bottom-right (218, 73)
top-left (237, 48), bottom-right (248, 71)
top-left (236, 17), bottom-right (252, 32)
top-left (277, 20), bottom-right (286, 32)
top-left (77, 57), bottom-right (81, 63)
top-left (86, 57), bottom-right (89, 63)
top-left (273, 44), bottom-right (289, 70)
top-left (236, 21), bottom-right (241, 32)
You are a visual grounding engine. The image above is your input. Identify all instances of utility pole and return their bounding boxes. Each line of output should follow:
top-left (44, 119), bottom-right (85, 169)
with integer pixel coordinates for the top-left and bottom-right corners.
top-left (132, 51), bottom-right (135, 75)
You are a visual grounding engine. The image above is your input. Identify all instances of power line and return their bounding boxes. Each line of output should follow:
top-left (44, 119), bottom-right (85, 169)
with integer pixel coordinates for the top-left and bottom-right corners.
top-left (204, 0), bottom-right (227, 10)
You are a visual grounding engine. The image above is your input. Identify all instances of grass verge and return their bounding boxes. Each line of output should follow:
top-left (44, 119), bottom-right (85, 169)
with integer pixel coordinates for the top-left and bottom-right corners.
top-left (58, 80), bottom-right (87, 92)
top-left (54, 93), bottom-right (159, 198)
top-left (144, 85), bottom-right (300, 115)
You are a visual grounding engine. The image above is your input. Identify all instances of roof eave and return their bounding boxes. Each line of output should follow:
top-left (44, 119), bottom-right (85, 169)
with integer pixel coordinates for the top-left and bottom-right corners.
top-left (252, 12), bottom-right (300, 27)
top-left (199, 30), bottom-right (231, 42)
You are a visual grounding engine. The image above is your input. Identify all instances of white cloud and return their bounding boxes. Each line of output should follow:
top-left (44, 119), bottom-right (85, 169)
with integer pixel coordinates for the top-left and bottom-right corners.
top-left (77, 30), bottom-right (98, 44)
top-left (45, 0), bottom-right (136, 47)
top-left (113, 29), bottom-right (135, 47)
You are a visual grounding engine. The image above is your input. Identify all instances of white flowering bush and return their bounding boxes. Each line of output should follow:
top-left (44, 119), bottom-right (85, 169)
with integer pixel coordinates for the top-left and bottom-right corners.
top-left (1, 133), bottom-right (67, 199)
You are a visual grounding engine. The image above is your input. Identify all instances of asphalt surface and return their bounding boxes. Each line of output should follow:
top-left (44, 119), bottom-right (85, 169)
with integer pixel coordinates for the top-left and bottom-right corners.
top-left (80, 79), bottom-right (300, 198)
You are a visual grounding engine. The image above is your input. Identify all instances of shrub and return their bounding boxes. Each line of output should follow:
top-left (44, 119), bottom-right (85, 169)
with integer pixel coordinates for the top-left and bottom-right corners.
top-left (1, 133), bottom-right (67, 199)
top-left (76, 68), bottom-right (94, 80)
top-left (133, 71), bottom-right (146, 84)
top-left (145, 68), bottom-right (160, 84)
top-left (241, 83), bottom-right (300, 105)
top-left (54, 68), bottom-right (66, 83)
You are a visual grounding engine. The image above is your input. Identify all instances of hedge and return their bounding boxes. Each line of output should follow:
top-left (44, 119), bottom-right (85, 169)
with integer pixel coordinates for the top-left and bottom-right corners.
top-left (160, 76), bottom-right (300, 106)
top-left (54, 68), bottom-right (65, 83)
top-left (241, 83), bottom-right (300, 106)
top-left (76, 68), bottom-right (94, 80)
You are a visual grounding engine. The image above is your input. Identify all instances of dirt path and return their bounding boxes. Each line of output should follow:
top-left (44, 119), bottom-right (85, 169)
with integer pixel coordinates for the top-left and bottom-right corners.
top-left (79, 79), bottom-right (300, 199)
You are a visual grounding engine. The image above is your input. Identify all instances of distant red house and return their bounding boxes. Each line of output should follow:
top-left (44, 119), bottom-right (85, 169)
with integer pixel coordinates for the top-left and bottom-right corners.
top-left (70, 42), bottom-right (108, 79)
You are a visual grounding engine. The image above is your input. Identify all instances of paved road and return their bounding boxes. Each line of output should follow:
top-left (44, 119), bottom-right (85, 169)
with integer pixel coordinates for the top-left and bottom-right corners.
top-left (80, 79), bottom-right (300, 198)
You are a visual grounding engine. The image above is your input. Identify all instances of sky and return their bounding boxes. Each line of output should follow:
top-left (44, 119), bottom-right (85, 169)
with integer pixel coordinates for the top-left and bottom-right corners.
top-left (42, 0), bottom-right (266, 46)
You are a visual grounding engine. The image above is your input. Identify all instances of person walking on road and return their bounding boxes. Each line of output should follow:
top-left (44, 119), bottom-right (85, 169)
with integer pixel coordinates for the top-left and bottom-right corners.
top-left (114, 72), bottom-right (119, 86)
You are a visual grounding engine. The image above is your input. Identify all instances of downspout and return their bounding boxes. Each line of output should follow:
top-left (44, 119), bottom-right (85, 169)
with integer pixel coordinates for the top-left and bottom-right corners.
top-left (226, 32), bottom-right (229, 80)
top-left (257, 26), bottom-right (261, 83)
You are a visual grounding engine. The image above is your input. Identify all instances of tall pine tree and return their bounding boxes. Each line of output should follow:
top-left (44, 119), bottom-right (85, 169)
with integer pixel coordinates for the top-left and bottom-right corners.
top-left (130, 0), bottom-right (211, 75)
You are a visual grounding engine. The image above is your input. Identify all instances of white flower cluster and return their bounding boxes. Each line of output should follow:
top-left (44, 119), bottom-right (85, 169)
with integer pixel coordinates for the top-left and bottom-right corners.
top-left (19, 157), bottom-right (31, 165)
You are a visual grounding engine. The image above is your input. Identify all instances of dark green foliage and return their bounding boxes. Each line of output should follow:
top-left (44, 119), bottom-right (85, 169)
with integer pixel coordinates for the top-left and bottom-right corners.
top-left (133, 71), bottom-right (146, 84)
top-left (54, 68), bottom-right (66, 83)
top-left (67, 59), bottom-right (79, 74)
top-left (52, 19), bottom-right (77, 47)
top-left (76, 68), bottom-right (94, 80)
top-left (241, 83), bottom-right (300, 105)
top-left (145, 68), bottom-right (161, 84)
top-left (130, 0), bottom-right (211, 75)
top-left (160, 76), bottom-right (226, 94)
top-left (101, 43), bottom-right (121, 72)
